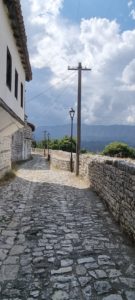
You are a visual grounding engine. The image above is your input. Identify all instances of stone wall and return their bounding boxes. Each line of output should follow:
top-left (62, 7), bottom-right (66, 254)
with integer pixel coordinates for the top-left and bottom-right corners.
top-left (79, 154), bottom-right (135, 241)
top-left (33, 148), bottom-right (44, 155)
top-left (0, 136), bottom-right (11, 178)
top-left (11, 124), bottom-right (32, 162)
top-left (11, 131), bottom-right (23, 162)
top-left (50, 150), bottom-right (71, 171)
top-left (49, 150), bottom-right (135, 241)
top-left (34, 149), bottom-right (74, 171)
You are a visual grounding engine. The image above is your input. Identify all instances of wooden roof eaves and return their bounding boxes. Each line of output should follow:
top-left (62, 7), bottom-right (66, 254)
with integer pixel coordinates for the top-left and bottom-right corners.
top-left (3, 0), bottom-right (32, 81)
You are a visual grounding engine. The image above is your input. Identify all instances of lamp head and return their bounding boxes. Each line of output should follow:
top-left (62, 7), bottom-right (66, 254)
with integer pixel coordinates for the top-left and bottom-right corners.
top-left (69, 108), bottom-right (75, 119)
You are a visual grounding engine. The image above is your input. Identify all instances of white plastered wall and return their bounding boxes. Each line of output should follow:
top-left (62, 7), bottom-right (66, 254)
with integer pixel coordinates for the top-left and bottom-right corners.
top-left (0, 1), bottom-right (26, 123)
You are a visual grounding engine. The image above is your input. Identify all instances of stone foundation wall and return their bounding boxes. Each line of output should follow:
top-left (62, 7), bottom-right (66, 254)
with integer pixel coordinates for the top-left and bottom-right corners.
top-left (11, 124), bottom-right (32, 162)
top-left (11, 131), bottom-right (23, 162)
top-left (0, 136), bottom-right (11, 178)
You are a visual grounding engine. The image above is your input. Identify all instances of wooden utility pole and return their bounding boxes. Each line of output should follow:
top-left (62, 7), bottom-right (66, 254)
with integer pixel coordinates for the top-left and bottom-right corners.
top-left (68, 62), bottom-right (91, 176)
top-left (43, 130), bottom-right (46, 156)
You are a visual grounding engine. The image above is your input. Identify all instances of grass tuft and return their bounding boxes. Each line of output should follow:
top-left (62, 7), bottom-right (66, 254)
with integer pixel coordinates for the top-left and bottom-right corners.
top-left (0, 170), bottom-right (16, 185)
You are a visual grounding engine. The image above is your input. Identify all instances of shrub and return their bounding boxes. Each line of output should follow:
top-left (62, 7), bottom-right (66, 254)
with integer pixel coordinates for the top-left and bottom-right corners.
top-left (80, 148), bottom-right (87, 154)
top-left (0, 170), bottom-right (16, 185)
top-left (102, 142), bottom-right (135, 159)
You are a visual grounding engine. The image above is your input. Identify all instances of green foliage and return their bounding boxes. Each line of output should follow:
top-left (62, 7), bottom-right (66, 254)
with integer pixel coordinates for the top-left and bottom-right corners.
top-left (80, 148), bottom-right (87, 154)
top-left (102, 142), bottom-right (135, 158)
top-left (32, 140), bottom-right (37, 148)
top-left (59, 136), bottom-right (76, 152)
top-left (49, 139), bottom-right (60, 150)
top-left (36, 140), bottom-right (47, 149)
top-left (36, 136), bottom-right (76, 153)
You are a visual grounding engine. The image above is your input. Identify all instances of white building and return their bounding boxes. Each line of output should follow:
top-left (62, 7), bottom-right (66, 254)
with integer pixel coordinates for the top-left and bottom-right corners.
top-left (0, 0), bottom-right (32, 178)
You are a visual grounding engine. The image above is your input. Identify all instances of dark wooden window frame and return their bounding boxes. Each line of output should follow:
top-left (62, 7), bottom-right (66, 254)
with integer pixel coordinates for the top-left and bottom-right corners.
top-left (6, 47), bottom-right (12, 90)
top-left (21, 82), bottom-right (24, 108)
top-left (15, 69), bottom-right (18, 99)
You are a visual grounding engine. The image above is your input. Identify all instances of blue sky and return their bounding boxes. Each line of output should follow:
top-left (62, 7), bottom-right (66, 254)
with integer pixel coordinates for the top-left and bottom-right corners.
top-left (62, 0), bottom-right (133, 30)
top-left (21, 0), bottom-right (135, 127)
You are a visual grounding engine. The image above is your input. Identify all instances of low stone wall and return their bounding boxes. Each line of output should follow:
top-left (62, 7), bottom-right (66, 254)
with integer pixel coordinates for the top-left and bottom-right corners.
top-left (79, 154), bottom-right (135, 241)
top-left (50, 150), bottom-right (74, 171)
top-left (33, 148), bottom-right (44, 155)
top-left (0, 136), bottom-right (11, 178)
top-left (34, 149), bottom-right (75, 171)
top-left (49, 150), bottom-right (135, 241)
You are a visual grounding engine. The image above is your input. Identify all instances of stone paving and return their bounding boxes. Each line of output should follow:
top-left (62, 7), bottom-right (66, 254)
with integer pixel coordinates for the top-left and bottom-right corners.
top-left (0, 154), bottom-right (135, 300)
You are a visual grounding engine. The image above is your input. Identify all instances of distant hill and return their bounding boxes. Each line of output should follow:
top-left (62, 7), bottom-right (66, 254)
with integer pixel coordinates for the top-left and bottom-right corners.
top-left (34, 124), bottom-right (135, 152)
top-left (34, 124), bottom-right (72, 141)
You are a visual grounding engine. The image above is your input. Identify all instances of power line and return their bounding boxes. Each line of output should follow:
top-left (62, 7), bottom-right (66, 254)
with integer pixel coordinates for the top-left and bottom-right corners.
top-left (45, 71), bottom-right (76, 108)
top-left (76, 0), bottom-right (81, 21)
top-left (27, 71), bottom-right (76, 102)
top-left (42, 51), bottom-right (71, 69)
top-left (27, 71), bottom-right (76, 114)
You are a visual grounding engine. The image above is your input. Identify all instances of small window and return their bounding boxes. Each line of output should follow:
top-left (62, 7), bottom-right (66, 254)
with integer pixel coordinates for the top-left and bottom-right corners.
top-left (14, 69), bottom-right (18, 99)
top-left (21, 83), bottom-right (23, 108)
top-left (6, 47), bottom-right (12, 90)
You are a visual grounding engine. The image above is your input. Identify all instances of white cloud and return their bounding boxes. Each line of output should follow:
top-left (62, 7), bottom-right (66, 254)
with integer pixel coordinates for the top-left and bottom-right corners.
top-left (21, 0), bottom-right (135, 126)
top-left (122, 59), bottom-right (135, 85)
top-left (29, 0), bottom-right (63, 17)
top-left (127, 0), bottom-right (135, 20)
top-left (130, 8), bottom-right (135, 19)
top-left (128, 0), bottom-right (133, 7)
top-left (127, 105), bottom-right (135, 123)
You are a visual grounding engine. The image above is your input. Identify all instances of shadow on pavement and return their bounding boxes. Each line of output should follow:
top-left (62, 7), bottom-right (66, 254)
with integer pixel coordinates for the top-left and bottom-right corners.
top-left (0, 156), bottom-right (135, 299)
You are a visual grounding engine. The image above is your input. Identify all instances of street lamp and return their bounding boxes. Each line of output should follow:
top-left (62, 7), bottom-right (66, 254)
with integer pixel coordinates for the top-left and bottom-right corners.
top-left (47, 133), bottom-right (50, 161)
top-left (69, 108), bottom-right (75, 172)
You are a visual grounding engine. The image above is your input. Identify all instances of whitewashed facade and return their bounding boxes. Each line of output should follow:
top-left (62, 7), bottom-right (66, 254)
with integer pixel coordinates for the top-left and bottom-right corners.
top-left (0, 0), bottom-right (32, 178)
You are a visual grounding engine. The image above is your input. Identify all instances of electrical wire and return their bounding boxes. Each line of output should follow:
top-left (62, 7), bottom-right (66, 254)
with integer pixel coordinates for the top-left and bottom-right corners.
top-left (27, 71), bottom-right (76, 126)
top-left (46, 71), bottom-right (76, 106)
top-left (50, 71), bottom-right (76, 106)
top-left (76, 0), bottom-right (81, 22)
top-left (27, 71), bottom-right (76, 103)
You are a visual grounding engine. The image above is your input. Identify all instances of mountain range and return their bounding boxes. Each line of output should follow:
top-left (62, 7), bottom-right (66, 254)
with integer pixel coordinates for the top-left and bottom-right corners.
top-left (34, 124), bottom-right (135, 152)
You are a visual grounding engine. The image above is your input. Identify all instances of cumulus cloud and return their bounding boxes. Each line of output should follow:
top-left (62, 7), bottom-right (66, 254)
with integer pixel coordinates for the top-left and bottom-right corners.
top-left (21, 0), bottom-right (135, 126)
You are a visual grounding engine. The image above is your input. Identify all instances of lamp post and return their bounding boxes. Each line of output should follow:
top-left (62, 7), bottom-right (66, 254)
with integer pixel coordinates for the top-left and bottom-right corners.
top-left (69, 108), bottom-right (75, 172)
top-left (47, 133), bottom-right (50, 161)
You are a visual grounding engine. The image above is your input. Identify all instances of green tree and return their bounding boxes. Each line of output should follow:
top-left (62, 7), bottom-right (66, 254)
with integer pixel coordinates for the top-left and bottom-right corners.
top-left (58, 136), bottom-right (76, 152)
top-left (32, 140), bottom-right (37, 148)
top-left (102, 142), bottom-right (135, 158)
top-left (35, 136), bottom-right (76, 152)
top-left (50, 139), bottom-right (60, 150)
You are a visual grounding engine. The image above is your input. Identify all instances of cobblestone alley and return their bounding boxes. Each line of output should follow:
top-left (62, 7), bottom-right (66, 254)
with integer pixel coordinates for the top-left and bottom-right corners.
top-left (0, 154), bottom-right (135, 300)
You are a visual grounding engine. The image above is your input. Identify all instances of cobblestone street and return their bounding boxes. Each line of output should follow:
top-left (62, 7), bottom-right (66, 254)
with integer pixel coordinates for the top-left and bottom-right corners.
top-left (0, 154), bottom-right (135, 300)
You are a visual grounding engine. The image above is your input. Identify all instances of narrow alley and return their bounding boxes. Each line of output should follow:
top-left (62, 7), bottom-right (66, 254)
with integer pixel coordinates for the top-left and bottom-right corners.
top-left (0, 154), bottom-right (135, 300)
